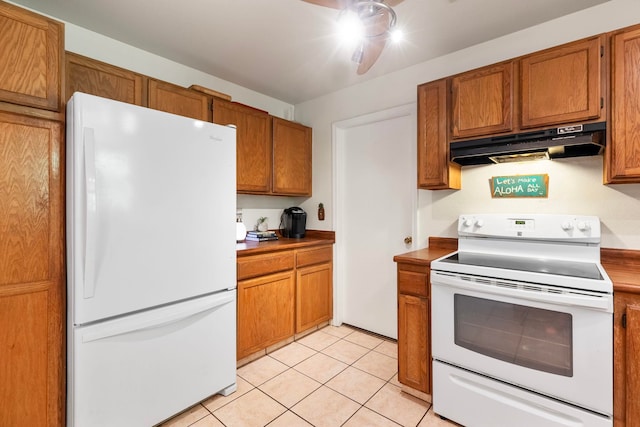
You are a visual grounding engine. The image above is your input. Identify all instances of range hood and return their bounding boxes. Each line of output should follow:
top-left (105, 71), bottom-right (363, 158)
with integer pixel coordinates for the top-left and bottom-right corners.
top-left (450, 122), bottom-right (606, 166)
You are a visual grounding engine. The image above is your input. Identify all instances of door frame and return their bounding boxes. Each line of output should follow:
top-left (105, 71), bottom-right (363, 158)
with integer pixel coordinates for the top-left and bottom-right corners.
top-left (331, 102), bottom-right (418, 328)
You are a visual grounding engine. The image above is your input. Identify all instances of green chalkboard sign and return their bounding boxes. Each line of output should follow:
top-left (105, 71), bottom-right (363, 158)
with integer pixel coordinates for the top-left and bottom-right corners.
top-left (490, 174), bottom-right (549, 198)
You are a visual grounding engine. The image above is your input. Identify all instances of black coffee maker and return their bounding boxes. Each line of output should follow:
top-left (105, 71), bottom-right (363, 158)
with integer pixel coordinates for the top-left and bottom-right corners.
top-left (281, 207), bottom-right (307, 238)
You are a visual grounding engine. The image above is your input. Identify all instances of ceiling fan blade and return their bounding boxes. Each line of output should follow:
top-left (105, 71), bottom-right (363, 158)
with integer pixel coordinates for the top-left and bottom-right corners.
top-left (356, 36), bottom-right (387, 74)
top-left (300, 0), bottom-right (349, 9)
top-left (356, 9), bottom-right (390, 74)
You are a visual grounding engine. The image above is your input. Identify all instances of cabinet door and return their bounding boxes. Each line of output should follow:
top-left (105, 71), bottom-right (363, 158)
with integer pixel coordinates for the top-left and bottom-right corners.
top-left (237, 271), bottom-right (295, 359)
top-left (296, 263), bottom-right (333, 333)
top-left (148, 79), bottom-right (209, 121)
top-left (0, 2), bottom-right (63, 111)
top-left (521, 36), bottom-right (603, 129)
top-left (417, 79), bottom-right (460, 190)
top-left (451, 62), bottom-right (514, 139)
top-left (0, 112), bottom-right (64, 427)
top-left (213, 99), bottom-right (272, 193)
top-left (614, 292), bottom-right (640, 427)
top-left (272, 117), bottom-right (312, 196)
top-left (608, 27), bottom-right (640, 183)
top-left (65, 52), bottom-right (144, 105)
top-left (398, 293), bottom-right (430, 393)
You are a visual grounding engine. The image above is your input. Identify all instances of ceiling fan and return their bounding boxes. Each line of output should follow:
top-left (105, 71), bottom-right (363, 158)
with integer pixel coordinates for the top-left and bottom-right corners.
top-left (303, 0), bottom-right (404, 75)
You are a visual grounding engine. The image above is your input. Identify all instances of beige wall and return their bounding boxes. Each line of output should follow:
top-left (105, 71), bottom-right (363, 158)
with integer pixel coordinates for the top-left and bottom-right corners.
top-left (295, 0), bottom-right (640, 249)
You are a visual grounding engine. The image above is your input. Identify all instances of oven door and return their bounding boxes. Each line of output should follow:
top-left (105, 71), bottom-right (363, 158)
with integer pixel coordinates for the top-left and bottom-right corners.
top-left (431, 270), bottom-right (613, 416)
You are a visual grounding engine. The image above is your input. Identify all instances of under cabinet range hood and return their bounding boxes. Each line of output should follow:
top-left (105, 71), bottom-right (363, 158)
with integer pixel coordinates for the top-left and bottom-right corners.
top-left (450, 122), bottom-right (606, 165)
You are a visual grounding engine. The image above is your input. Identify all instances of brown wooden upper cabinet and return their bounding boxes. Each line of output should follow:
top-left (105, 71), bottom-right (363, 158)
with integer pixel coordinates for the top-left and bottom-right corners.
top-left (212, 98), bottom-right (273, 193)
top-left (520, 36), bottom-right (604, 129)
top-left (451, 61), bottom-right (514, 139)
top-left (65, 52), bottom-right (145, 105)
top-left (272, 117), bottom-right (312, 196)
top-left (607, 25), bottom-right (640, 184)
top-left (0, 2), bottom-right (63, 111)
top-left (417, 79), bottom-right (460, 190)
top-left (148, 79), bottom-right (210, 121)
top-left (213, 99), bottom-right (312, 196)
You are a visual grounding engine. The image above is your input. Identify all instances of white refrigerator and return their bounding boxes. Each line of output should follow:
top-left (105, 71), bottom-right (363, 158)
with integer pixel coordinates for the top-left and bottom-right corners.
top-left (66, 93), bottom-right (237, 427)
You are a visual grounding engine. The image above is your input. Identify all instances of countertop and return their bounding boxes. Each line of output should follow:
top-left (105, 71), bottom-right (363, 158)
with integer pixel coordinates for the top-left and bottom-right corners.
top-left (393, 237), bottom-right (640, 294)
top-left (392, 237), bottom-right (458, 266)
top-left (236, 230), bottom-right (335, 257)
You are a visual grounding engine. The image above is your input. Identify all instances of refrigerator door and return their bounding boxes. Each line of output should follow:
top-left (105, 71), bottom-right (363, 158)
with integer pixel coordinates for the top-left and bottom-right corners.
top-left (68, 290), bottom-right (237, 427)
top-left (67, 93), bottom-right (236, 325)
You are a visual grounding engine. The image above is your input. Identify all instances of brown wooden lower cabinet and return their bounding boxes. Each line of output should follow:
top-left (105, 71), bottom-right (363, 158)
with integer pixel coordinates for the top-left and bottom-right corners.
top-left (396, 262), bottom-right (431, 394)
top-left (614, 291), bottom-right (640, 427)
top-left (296, 262), bottom-right (332, 334)
top-left (398, 293), bottom-right (429, 392)
top-left (237, 270), bottom-right (295, 359)
top-left (236, 243), bottom-right (334, 360)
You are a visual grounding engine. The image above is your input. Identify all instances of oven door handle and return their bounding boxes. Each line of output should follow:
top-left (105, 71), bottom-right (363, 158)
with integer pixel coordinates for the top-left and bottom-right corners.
top-left (431, 272), bottom-right (612, 312)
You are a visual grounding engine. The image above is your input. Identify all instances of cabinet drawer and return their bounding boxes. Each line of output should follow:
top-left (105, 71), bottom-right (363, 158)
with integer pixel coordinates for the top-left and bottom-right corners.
top-left (397, 264), bottom-right (430, 297)
top-left (237, 251), bottom-right (294, 280)
top-left (296, 246), bottom-right (332, 268)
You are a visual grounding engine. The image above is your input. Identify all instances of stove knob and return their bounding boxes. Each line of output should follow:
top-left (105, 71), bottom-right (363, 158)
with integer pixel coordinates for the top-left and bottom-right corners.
top-left (475, 219), bottom-right (484, 228)
top-left (463, 218), bottom-right (474, 227)
top-left (577, 221), bottom-right (591, 231)
top-left (561, 221), bottom-right (573, 231)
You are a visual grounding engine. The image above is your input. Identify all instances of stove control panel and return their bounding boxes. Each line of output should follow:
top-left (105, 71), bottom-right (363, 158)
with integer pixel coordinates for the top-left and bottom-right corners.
top-left (458, 214), bottom-right (601, 242)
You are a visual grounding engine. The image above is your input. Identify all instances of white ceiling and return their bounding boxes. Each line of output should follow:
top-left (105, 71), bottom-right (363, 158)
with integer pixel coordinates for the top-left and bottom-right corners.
top-left (12, 0), bottom-right (610, 104)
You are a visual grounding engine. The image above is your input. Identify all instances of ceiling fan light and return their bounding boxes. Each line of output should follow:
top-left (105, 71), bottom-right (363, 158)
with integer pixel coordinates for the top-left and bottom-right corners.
top-left (389, 28), bottom-right (403, 43)
top-left (336, 9), bottom-right (364, 44)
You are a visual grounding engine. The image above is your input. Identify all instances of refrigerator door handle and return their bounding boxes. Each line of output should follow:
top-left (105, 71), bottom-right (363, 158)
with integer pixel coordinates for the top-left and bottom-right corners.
top-left (81, 292), bottom-right (235, 343)
top-left (83, 127), bottom-right (97, 299)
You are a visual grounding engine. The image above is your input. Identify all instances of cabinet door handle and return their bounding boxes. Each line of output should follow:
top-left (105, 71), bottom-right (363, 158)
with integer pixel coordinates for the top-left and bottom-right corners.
top-left (622, 313), bottom-right (627, 328)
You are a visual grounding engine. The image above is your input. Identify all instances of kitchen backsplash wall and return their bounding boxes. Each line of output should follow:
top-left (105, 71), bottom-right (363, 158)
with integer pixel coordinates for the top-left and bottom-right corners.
top-left (237, 195), bottom-right (307, 233)
top-left (417, 156), bottom-right (640, 249)
top-left (238, 209), bottom-right (285, 233)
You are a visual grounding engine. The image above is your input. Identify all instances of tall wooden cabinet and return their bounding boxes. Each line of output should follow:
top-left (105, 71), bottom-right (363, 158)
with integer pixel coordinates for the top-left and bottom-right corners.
top-left (417, 79), bottom-right (460, 190)
top-left (0, 5), bottom-right (65, 427)
top-left (607, 25), bottom-right (640, 183)
top-left (0, 112), bottom-right (65, 427)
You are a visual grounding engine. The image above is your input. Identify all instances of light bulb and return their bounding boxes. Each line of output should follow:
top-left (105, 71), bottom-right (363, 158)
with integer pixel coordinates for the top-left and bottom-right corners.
top-left (336, 10), bottom-right (364, 45)
top-left (389, 28), bottom-right (403, 43)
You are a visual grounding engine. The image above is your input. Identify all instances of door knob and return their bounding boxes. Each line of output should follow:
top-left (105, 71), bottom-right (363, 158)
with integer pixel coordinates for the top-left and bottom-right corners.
top-left (404, 236), bottom-right (412, 244)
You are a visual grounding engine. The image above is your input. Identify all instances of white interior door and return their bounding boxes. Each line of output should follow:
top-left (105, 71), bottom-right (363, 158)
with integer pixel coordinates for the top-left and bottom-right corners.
top-left (334, 104), bottom-right (416, 339)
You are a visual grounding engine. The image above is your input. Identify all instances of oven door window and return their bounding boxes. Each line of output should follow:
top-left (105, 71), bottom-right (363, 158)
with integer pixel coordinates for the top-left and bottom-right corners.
top-left (454, 294), bottom-right (573, 377)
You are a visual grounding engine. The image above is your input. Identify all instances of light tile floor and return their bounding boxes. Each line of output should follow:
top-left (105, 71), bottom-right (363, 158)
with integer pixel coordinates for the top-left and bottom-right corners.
top-left (158, 325), bottom-right (459, 427)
